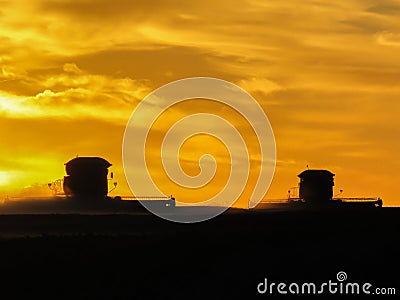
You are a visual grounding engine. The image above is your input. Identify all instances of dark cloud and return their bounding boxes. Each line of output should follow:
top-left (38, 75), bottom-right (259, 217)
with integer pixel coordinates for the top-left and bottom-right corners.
top-left (41, 0), bottom-right (176, 20)
top-left (39, 0), bottom-right (242, 22)
top-left (366, 3), bottom-right (400, 15)
top-left (0, 78), bottom-right (44, 97)
top-left (71, 46), bottom-right (244, 84)
top-left (340, 17), bottom-right (387, 34)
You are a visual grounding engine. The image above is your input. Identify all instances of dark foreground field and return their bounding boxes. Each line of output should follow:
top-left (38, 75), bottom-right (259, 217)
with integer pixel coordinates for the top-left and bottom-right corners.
top-left (0, 207), bottom-right (398, 299)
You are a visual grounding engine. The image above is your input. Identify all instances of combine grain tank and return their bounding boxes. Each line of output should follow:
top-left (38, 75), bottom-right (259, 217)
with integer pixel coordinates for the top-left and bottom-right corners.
top-left (63, 157), bottom-right (111, 197)
top-left (298, 170), bottom-right (335, 204)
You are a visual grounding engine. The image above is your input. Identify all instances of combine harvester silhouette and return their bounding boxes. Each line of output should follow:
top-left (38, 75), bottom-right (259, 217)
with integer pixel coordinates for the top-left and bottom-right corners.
top-left (254, 169), bottom-right (382, 209)
top-left (49, 156), bottom-right (176, 210)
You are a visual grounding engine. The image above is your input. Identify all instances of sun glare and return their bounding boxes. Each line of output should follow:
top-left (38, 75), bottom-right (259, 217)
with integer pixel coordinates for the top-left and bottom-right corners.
top-left (0, 171), bottom-right (11, 187)
top-left (0, 93), bottom-right (31, 116)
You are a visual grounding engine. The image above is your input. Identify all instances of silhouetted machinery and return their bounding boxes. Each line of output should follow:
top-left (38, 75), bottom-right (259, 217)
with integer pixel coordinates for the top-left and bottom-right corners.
top-left (292, 169), bottom-right (382, 208)
top-left (255, 169), bottom-right (383, 208)
top-left (298, 170), bottom-right (334, 204)
top-left (63, 157), bottom-right (111, 198)
top-left (59, 156), bottom-right (175, 208)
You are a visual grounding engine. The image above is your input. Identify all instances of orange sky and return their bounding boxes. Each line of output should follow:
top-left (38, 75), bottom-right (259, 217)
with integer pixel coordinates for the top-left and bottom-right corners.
top-left (1, 0), bottom-right (400, 207)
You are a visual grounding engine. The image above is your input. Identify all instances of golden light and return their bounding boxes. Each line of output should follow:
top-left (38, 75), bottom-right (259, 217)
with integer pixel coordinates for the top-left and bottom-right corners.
top-left (0, 0), bottom-right (398, 207)
top-left (0, 171), bottom-right (12, 187)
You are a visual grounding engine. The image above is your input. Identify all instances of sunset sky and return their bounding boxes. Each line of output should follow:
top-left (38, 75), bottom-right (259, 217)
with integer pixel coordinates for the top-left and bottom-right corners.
top-left (1, 0), bottom-right (400, 207)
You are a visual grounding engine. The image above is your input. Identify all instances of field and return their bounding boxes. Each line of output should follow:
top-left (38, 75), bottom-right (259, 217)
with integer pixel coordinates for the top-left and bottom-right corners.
top-left (0, 207), bottom-right (398, 299)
